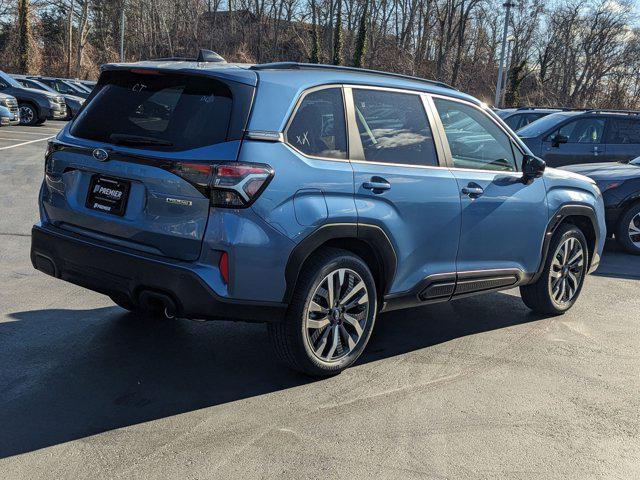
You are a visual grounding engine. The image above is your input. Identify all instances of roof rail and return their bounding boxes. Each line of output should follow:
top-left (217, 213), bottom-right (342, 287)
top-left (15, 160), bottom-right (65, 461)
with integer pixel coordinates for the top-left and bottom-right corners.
top-left (150, 49), bottom-right (226, 63)
top-left (584, 109), bottom-right (640, 115)
top-left (515, 106), bottom-right (584, 112)
top-left (249, 62), bottom-right (456, 90)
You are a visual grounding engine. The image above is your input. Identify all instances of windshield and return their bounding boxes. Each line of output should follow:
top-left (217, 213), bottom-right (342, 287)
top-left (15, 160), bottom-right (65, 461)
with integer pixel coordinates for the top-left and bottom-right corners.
top-left (516, 112), bottom-right (575, 137)
top-left (24, 79), bottom-right (56, 94)
top-left (71, 70), bottom-right (239, 151)
top-left (0, 71), bottom-right (24, 88)
top-left (630, 157), bottom-right (640, 165)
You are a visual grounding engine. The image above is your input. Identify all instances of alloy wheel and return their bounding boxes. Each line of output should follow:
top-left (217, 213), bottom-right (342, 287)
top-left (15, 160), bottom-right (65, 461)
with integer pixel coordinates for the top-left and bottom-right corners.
top-left (305, 268), bottom-right (370, 362)
top-left (549, 237), bottom-right (585, 305)
top-left (628, 212), bottom-right (640, 249)
top-left (19, 106), bottom-right (34, 125)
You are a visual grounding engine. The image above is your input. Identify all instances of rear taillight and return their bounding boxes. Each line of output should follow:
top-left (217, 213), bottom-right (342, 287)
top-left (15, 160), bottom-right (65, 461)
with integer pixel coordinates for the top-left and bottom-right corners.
top-left (167, 162), bottom-right (274, 208)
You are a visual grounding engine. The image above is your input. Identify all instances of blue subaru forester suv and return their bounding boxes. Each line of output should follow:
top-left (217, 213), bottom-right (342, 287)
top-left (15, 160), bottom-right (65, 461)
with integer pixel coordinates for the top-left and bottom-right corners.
top-left (31, 55), bottom-right (606, 375)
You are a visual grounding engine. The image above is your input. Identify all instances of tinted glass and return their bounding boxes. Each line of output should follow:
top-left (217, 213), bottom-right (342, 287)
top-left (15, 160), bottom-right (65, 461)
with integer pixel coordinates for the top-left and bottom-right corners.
top-left (555, 118), bottom-right (604, 143)
top-left (287, 88), bottom-right (347, 159)
top-left (352, 89), bottom-right (437, 166)
top-left (605, 118), bottom-right (640, 144)
top-left (516, 112), bottom-right (573, 137)
top-left (434, 98), bottom-right (516, 171)
top-left (71, 70), bottom-right (234, 150)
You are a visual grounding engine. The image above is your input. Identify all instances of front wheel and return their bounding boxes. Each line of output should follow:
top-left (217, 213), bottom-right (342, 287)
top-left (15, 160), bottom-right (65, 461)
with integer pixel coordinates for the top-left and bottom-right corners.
top-left (268, 248), bottom-right (377, 376)
top-left (19, 104), bottom-right (38, 126)
top-left (520, 224), bottom-right (588, 315)
top-left (615, 203), bottom-right (640, 255)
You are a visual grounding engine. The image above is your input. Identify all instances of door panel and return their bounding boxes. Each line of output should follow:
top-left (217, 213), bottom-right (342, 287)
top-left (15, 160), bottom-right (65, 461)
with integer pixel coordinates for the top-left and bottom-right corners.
top-left (542, 116), bottom-right (606, 167)
top-left (451, 171), bottom-right (548, 275)
top-left (431, 96), bottom-right (548, 277)
top-left (347, 87), bottom-right (461, 294)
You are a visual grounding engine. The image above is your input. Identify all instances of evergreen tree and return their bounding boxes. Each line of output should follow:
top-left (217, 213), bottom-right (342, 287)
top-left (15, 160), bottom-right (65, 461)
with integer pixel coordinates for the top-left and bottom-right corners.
top-left (310, 0), bottom-right (321, 63)
top-left (332, 0), bottom-right (343, 66)
top-left (352, 0), bottom-right (368, 68)
top-left (17, 0), bottom-right (32, 74)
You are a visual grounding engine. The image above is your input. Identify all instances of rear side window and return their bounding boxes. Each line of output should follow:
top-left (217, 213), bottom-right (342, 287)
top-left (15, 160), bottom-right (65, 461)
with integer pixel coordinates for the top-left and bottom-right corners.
top-left (286, 88), bottom-right (347, 159)
top-left (352, 89), bottom-right (437, 166)
top-left (605, 118), bottom-right (640, 144)
top-left (71, 70), bottom-right (237, 150)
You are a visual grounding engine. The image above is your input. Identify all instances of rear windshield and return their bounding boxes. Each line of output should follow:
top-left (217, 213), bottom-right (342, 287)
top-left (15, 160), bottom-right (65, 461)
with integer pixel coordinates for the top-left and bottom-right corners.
top-left (71, 70), bottom-right (239, 150)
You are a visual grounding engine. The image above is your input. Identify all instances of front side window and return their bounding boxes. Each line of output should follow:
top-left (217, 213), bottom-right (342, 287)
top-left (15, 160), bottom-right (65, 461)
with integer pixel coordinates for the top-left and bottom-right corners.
top-left (604, 118), bottom-right (640, 144)
top-left (554, 118), bottom-right (605, 144)
top-left (434, 98), bottom-right (517, 171)
top-left (352, 89), bottom-right (437, 166)
top-left (286, 88), bottom-right (347, 159)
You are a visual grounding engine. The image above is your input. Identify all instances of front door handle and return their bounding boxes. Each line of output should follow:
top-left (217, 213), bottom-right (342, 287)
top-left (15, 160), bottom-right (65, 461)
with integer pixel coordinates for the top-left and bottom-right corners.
top-left (363, 177), bottom-right (391, 192)
top-left (461, 183), bottom-right (484, 198)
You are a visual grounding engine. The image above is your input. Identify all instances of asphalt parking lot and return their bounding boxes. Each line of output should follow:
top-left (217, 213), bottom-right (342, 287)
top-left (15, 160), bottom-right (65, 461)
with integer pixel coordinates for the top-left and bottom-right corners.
top-left (0, 123), bottom-right (638, 479)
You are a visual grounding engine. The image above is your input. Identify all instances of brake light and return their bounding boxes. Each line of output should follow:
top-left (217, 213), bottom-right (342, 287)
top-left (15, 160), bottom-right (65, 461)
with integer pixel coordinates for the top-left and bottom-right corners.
top-left (167, 162), bottom-right (274, 208)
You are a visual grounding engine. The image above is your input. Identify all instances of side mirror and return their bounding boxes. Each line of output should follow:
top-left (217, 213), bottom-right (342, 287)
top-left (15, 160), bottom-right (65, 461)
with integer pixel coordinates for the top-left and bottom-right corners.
top-left (551, 134), bottom-right (569, 148)
top-left (522, 155), bottom-right (546, 184)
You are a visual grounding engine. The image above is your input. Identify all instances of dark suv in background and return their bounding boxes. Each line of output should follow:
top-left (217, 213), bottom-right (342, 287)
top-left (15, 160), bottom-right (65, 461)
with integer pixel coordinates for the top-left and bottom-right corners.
top-left (517, 110), bottom-right (640, 167)
top-left (495, 107), bottom-right (562, 131)
top-left (29, 76), bottom-right (90, 99)
top-left (13, 75), bottom-right (84, 119)
top-left (0, 70), bottom-right (66, 125)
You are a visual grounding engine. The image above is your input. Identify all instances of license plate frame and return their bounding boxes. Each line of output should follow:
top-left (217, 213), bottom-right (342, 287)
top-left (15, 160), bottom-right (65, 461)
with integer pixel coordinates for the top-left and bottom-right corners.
top-left (85, 174), bottom-right (131, 216)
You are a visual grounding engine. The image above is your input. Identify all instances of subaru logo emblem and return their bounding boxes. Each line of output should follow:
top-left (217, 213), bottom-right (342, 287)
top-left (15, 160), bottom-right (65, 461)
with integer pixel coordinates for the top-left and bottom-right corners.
top-left (93, 148), bottom-right (109, 162)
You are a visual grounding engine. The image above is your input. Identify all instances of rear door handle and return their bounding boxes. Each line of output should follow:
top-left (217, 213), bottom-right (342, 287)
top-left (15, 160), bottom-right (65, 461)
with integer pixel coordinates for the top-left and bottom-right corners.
top-left (461, 183), bottom-right (484, 198)
top-left (363, 177), bottom-right (391, 192)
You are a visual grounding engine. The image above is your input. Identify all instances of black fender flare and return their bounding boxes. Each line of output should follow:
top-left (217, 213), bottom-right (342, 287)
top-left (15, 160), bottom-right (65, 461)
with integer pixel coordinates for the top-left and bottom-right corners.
top-left (531, 204), bottom-right (600, 283)
top-left (283, 223), bottom-right (397, 303)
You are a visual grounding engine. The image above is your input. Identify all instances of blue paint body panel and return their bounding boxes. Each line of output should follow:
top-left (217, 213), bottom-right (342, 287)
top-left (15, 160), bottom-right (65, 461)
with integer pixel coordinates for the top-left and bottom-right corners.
top-left (32, 60), bottom-right (607, 320)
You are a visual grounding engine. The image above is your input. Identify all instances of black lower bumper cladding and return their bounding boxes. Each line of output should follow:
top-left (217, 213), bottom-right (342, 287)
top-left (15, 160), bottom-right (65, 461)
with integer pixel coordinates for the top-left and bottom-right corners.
top-left (30, 225), bottom-right (286, 323)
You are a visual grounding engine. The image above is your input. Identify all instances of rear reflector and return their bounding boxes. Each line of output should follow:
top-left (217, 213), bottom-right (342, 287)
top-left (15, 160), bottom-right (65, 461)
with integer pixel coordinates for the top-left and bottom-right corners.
top-left (219, 252), bottom-right (229, 284)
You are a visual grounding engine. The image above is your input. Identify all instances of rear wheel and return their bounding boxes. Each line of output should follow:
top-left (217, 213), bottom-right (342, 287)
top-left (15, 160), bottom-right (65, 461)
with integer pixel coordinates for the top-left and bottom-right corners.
top-left (615, 203), bottom-right (640, 255)
top-left (19, 103), bottom-right (38, 126)
top-left (268, 248), bottom-right (377, 376)
top-left (520, 224), bottom-right (588, 315)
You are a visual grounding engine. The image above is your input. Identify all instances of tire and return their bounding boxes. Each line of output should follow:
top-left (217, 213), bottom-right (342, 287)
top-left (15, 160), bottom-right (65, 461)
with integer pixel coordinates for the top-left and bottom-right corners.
top-left (615, 203), bottom-right (640, 255)
top-left (35, 118), bottom-right (47, 125)
top-left (18, 103), bottom-right (38, 126)
top-left (520, 223), bottom-right (588, 315)
top-left (109, 295), bottom-right (165, 319)
top-left (268, 248), bottom-right (377, 376)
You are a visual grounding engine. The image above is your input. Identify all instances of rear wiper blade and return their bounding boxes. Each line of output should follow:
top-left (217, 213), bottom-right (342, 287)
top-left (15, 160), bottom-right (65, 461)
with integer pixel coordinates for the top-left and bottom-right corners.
top-left (110, 134), bottom-right (173, 146)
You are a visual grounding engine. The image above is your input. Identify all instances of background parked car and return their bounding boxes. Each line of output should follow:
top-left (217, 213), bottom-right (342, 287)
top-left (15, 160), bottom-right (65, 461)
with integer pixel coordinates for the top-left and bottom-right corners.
top-left (495, 107), bottom-right (565, 131)
top-left (0, 70), bottom-right (66, 125)
top-left (78, 79), bottom-right (96, 92)
top-left (562, 158), bottom-right (640, 255)
top-left (12, 75), bottom-right (84, 120)
top-left (29, 76), bottom-right (90, 99)
top-left (0, 92), bottom-right (20, 126)
top-left (517, 110), bottom-right (640, 167)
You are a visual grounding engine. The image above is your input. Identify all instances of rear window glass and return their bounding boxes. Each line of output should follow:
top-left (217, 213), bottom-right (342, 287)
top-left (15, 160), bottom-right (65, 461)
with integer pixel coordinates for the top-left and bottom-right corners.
top-left (71, 70), bottom-right (234, 150)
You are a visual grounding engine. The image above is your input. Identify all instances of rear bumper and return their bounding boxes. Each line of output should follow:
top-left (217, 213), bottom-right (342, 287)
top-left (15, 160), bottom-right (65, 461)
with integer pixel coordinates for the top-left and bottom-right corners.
top-left (30, 224), bottom-right (286, 323)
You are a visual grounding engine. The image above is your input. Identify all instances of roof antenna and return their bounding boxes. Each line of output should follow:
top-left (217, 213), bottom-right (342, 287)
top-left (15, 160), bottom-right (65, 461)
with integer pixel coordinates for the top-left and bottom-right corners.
top-left (197, 49), bottom-right (226, 63)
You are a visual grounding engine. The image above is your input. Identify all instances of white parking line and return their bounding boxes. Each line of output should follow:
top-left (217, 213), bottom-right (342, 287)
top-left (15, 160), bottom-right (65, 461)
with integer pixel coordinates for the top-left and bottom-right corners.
top-left (0, 136), bottom-right (54, 150)
top-left (0, 130), bottom-right (61, 136)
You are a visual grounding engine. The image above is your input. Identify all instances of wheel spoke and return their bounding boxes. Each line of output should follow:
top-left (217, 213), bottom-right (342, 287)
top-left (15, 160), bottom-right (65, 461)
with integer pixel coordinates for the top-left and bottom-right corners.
top-left (309, 300), bottom-right (327, 314)
top-left (339, 280), bottom-right (365, 307)
top-left (343, 313), bottom-right (363, 337)
top-left (325, 325), bottom-right (340, 359)
top-left (340, 324), bottom-right (356, 351)
top-left (307, 317), bottom-right (330, 329)
top-left (313, 326), bottom-right (331, 356)
top-left (326, 271), bottom-right (335, 307)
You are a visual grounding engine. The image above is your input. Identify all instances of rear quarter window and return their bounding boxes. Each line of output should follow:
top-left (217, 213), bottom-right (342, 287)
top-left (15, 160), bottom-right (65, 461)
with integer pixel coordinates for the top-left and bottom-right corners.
top-left (71, 70), bottom-right (240, 151)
